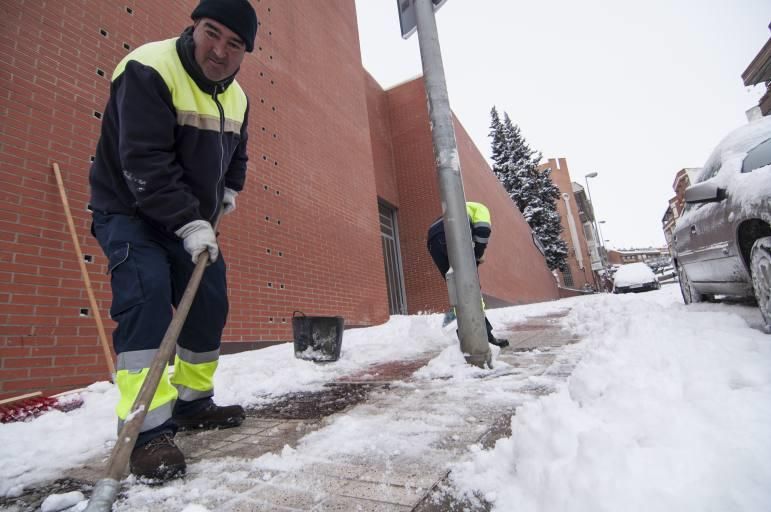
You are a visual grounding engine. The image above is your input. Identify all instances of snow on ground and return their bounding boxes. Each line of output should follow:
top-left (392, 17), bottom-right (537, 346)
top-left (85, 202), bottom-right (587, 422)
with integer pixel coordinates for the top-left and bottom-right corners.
top-left (451, 286), bottom-right (771, 512)
top-left (1, 285), bottom-right (770, 512)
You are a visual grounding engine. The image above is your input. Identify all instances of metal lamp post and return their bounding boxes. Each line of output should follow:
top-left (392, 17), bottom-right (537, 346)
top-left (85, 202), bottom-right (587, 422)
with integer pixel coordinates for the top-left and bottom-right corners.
top-left (584, 172), bottom-right (602, 251)
top-left (398, 0), bottom-right (491, 367)
top-left (584, 172), bottom-right (605, 289)
top-left (597, 220), bottom-right (607, 250)
top-left (584, 172), bottom-right (598, 209)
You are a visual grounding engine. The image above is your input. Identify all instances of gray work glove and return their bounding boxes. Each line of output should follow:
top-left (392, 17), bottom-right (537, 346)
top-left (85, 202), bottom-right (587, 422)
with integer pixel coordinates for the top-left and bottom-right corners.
top-left (175, 220), bottom-right (219, 263)
top-left (223, 187), bottom-right (238, 215)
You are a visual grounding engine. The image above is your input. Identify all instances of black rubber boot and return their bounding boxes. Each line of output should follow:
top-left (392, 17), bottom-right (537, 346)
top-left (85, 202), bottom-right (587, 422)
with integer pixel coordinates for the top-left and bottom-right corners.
top-left (488, 337), bottom-right (510, 348)
top-left (173, 399), bottom-right (245, 431)
top-left (129, 432), bottom-right (186, 481)
top-left (441, 308), bottom-right (456, 327)
top-left (485, 317), bottom-right (509, 348)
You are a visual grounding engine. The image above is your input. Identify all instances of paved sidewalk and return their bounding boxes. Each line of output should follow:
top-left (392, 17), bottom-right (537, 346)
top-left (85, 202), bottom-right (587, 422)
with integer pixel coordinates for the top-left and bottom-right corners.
top-left (3, 310), bottom-right (581, 512)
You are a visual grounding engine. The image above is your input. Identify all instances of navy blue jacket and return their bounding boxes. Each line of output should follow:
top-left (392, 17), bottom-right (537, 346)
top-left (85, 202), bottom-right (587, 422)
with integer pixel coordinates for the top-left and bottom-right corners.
top-left (89, 28), bottom-right (250, 233)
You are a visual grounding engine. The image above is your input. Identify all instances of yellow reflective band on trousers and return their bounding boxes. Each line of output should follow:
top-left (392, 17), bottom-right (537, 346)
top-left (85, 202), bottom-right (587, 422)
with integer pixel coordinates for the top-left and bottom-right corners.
top-left (115, 366), bottom-right (178, 422)
top-left (171, 355), bottom-right (218, 401)
top-left (452, 296), bottom-right (486, 315)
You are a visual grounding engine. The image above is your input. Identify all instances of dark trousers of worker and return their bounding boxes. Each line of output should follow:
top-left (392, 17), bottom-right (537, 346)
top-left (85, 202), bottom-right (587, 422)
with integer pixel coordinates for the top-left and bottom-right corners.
top-left (92, 211), bottom-right (228, 446)
top-left (427, 232), bottom-right (497, 342)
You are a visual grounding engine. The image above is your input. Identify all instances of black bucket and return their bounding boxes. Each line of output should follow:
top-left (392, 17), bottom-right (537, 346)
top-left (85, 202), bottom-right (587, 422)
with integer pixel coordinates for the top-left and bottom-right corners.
top-left (292, 311), bottom-right (344, 362)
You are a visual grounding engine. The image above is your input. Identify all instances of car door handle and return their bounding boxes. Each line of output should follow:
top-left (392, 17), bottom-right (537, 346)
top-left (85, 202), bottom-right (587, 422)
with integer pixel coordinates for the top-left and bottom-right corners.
top-left (690, 226), bottom-right (697, 235)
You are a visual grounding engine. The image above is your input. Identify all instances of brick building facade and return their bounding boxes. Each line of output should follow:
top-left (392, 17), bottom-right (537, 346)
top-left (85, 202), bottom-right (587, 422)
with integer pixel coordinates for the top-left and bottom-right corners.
top-left (0, 0), bottom-right (559, 399)
top-left (539, 158), bottom-right (595, 290)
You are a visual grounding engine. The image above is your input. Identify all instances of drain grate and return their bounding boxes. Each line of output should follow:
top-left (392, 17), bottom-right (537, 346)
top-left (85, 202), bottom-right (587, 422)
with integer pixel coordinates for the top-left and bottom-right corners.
top-left (247, 383), bottom-right (387, 420)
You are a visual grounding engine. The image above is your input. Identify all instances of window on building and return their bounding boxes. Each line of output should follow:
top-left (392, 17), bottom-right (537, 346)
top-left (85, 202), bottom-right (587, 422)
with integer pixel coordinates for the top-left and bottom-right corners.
top-left (562, 266), bottom-right (574, 288)
top-left (582, 223), bottom-right (594, 241)
top-left (379, 201), bottom-right (407, 314)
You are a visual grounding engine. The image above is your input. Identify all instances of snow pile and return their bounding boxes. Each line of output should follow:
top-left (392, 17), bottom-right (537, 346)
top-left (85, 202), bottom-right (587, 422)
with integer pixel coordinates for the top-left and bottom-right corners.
top-left (2, 285), bottom-right (770, 512)
top-left (449, 288), bottom-right (771, 511)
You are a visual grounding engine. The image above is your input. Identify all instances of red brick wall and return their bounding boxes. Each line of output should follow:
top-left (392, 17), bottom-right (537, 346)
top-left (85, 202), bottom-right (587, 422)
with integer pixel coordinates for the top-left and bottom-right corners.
top-left (382, 78), bottom-right (559, 313)
top-left (542, 158), bottom-right (595, 290)
top-left (0, 0), bottom-right (389, 399)
top-left (1, 0), bottom-right (563, 399)
top-left (364, 72), bottom-right (399, 208)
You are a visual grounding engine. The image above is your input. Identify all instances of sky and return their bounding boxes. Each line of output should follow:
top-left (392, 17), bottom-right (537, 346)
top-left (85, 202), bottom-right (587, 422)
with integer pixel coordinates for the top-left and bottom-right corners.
top-left (2, 285), bottom-right (769, 510)
top-left (353, 0), bottom-right (771, 249)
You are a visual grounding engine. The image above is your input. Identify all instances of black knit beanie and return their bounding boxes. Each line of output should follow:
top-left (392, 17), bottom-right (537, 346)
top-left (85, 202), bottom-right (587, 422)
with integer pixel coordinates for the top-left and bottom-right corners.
top-left (191, 0), bottom-right (258, 52)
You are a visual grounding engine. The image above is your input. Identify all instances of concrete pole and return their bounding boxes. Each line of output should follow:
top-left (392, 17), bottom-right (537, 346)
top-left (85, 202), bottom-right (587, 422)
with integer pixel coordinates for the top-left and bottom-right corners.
top-left (414, 0), bottom-right (490, 367)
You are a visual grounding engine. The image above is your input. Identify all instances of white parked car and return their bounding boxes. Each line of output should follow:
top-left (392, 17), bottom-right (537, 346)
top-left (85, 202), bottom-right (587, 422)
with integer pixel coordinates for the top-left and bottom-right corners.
top-left (672, 116), bottom-right (771, 329)
top-left (613, 262), bottom-right (661, 294)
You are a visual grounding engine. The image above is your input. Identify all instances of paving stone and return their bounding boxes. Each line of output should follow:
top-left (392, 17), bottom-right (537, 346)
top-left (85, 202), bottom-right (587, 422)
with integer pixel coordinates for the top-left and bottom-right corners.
top-left (217, 440), bottom-right (275, 459)
top-left (496, 331), bottom-right (538, 345)
top-left (359, 461), bottom-right (442, 489)
top-left (314, 495), bottom-right (413, 511)
top-left (12, 307), bottom-right (583, 512)
top-left (261, 422), bottom-right (306, 437)
top-left (246, 481), bottom-right (325, 510)
top-left (338, 480), bottom-right (424, 508)
top-left (270, 469), bottom-right (351, 496)
top-left (302, 462), bottom-right (368, 481)
top-left (224, 497), bottom-right (296, 511)
top-left (247, 418), bottom-right (284, 428)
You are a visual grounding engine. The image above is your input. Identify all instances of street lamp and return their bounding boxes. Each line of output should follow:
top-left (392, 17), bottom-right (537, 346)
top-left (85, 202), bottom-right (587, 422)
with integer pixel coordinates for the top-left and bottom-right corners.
top-left (584, 172), bottom-right (601, 249)
top-left (597, 220), bottom-right (609, 267)
top-left (597, 220), bottom-right (607, 249)
top-left (584, 172), bottom-right (598, 210)
top-left (584, 172), bottom-right (607, 280)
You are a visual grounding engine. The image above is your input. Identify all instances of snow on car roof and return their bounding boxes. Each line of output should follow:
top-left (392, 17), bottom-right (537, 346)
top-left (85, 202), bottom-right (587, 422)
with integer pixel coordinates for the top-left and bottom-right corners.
top-left (613, 262), bottom-right (657, 287)
top-left (678, 116), bottom-right (771, 226)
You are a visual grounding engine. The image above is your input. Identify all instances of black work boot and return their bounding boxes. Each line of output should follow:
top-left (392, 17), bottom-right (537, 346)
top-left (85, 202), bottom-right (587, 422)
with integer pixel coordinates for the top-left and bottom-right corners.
top-left (484, 317), bottom-right (509, 348)
top-left (173, 399), bottom-right (245, 431)
top-left (489, 337), bottom-right (510, 348)
top-left (129, 432), bottom-right (186, 481)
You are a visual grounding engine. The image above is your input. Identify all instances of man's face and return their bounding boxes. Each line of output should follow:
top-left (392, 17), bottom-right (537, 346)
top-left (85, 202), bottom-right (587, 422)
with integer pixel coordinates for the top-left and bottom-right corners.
top-left (192, 18), bottom-right (247, 82)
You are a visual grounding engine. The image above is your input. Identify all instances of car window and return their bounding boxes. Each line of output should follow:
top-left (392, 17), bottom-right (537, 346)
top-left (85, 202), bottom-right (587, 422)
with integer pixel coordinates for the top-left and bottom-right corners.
top-left (742, 137), bottom-right (771, 173)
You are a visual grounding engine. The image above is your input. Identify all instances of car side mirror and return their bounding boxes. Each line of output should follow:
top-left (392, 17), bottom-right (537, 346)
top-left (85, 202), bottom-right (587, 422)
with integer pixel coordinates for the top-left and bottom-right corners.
top-left (684, 181), bottom-right (726, 204)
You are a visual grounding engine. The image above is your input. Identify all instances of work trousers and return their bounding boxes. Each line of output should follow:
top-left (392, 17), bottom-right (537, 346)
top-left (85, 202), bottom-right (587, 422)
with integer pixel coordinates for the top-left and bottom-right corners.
top-left (426, 231), bottom-right (497, 342)
top-left (92, 212), bottom-right (228, 441)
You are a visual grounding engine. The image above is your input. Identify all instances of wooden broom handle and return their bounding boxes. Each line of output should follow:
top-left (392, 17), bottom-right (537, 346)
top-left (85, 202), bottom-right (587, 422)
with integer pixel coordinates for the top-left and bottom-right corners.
top-left (51, 163), bottom-right (115, 378)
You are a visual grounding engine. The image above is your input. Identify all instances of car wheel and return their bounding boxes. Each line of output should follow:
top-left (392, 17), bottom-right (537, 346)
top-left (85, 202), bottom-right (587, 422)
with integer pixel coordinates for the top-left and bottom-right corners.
top-left (750, 236), bottom-right (771, 330)
top-left (677, 264), bottom-right (702, 304)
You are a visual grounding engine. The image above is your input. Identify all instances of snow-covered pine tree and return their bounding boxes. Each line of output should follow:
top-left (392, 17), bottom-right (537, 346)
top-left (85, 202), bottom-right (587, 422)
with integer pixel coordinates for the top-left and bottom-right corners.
top-left (489, 107), bottom-right (508, 179)
top-left (532, 165), bottom-right (569, 271)
top-left (488, 107), bottom-right (568, 271)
